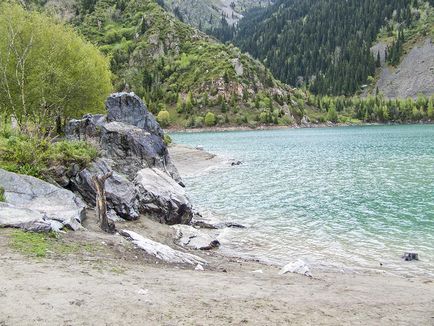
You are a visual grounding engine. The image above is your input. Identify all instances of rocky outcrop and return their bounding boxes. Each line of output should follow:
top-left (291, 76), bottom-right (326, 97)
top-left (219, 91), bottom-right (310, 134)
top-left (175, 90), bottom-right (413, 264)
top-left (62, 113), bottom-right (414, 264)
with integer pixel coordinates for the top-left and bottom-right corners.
top-left (373, 38), bottom-right (434, 98)
top-left (134, 168), bottom-right (192, 225)
top-left (70, 159), bottom-right (140, 221)
top-left (0, 169), bottom-right (85, 231)
top-left (106, 92), bottom-right (164, 137)
top-left (64, 92), bottom-right (192, 224)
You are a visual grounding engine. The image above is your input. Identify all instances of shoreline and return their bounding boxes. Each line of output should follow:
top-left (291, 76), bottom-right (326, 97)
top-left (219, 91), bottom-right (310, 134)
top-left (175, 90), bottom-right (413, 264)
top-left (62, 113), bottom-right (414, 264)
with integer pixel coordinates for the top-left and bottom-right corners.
top-left (166, 121), bottom-right (433, 133)
top-left (1, 217), bottom-right (433, 325)
top-left (2, 135), bottom-right (434, 324)
top-left (169, 143), bottom-right (433, 279)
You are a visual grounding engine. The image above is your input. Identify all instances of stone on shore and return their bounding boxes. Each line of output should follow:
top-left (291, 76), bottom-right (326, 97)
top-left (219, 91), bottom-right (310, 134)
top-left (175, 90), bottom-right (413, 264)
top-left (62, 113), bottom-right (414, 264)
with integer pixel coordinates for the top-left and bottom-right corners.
top-left (120, 230), bottom-right (206, 265)
top-left (172, 224), bottom-right (218, 250)
top-left (71, 159), bottom-right (140, 220)
top-left (134, 168), bottom-right (193, 225)
top-left (279, 260), bottom-right (312, 278)
top-left (0, 169), bottom-right (85, 230)
top-left (63, 92), bottom-right (191, 224)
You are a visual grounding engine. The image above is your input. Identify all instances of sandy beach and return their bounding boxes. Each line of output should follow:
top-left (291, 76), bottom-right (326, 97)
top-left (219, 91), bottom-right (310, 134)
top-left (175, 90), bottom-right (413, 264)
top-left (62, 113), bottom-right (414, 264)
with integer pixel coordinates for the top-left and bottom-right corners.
top-left (1, 144), bottom-right (433, 325)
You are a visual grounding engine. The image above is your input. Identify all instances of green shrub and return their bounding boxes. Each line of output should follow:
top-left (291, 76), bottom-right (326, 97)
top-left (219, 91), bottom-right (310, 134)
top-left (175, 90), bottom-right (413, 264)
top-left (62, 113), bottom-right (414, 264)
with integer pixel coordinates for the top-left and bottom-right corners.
top-left (157, 110), bottom-right (170, 127)
top-left (0, 132), bottom-right (98, 179)
top-left (163, 134), bottom-right (172, 145)
top-left (194, 116), bottom-right (204, 127)
top-left (0, 186), bottom-right (5, 202)
top-left (204, 112), bottom-right (216, 126)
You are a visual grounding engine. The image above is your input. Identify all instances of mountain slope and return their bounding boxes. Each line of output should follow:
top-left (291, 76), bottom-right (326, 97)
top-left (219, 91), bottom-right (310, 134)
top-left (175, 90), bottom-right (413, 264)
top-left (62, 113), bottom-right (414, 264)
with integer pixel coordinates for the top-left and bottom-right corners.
top-left (367, 2), bottom-right (434, 98)
top-left (30, 0), bottom-right (304, 127)
top-left (233, 0), bottom-right (432, 96)
top-left (158, 0), bottom-right (269, 30)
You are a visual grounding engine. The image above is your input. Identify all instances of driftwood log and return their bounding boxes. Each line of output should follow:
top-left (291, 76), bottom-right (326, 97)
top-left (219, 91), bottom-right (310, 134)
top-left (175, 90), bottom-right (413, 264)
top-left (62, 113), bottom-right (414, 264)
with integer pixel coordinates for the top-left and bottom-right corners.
top-left (92, 171), bottom-right (115, 233)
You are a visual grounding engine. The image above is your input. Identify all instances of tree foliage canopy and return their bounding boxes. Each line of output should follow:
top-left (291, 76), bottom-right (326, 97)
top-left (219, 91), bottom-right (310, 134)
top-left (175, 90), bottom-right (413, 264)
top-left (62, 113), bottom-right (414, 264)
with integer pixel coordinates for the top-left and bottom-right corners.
top-left (0, 2), bottom-right (112, 134)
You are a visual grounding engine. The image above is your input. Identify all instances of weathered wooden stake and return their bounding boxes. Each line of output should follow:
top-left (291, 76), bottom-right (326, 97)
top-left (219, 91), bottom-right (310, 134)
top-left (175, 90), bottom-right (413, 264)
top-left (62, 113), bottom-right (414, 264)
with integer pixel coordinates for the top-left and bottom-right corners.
top-left (92, 171), bottom-right (115, 233)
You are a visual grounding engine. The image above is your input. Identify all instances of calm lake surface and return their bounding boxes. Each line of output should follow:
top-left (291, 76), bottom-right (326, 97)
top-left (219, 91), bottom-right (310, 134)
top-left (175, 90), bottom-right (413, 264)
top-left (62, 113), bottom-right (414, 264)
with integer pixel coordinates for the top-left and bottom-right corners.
top-left (171, 125), bottom-right (434, 276)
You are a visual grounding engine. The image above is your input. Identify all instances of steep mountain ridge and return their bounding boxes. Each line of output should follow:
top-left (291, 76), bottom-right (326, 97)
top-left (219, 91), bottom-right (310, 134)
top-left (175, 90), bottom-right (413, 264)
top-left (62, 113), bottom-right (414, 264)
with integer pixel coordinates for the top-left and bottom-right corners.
top-left (233, 0), bottom-right (434, 97)
top-left (158, 0), bottom-right (269, 30)
top-left (26, 0), bottom-right (303, 128)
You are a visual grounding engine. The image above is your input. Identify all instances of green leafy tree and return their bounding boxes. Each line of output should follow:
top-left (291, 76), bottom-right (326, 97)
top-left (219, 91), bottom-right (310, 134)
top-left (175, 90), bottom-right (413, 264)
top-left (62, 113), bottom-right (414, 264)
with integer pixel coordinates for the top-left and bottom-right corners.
top-left (204, 112), bottom-right (216, 126)
top-left (327, 106), bottom-right (338, 123)
top-left (157, 110), bottom-right (170, 127)
top-left (0, 3), bottom-right (112, 135)
top-left (185, 92), bottom-right (193, 112)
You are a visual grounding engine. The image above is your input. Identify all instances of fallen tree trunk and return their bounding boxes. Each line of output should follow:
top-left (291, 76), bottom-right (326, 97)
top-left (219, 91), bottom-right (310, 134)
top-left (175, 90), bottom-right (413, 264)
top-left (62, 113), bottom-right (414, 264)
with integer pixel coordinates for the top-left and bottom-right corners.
top-left (92, 171), bottom-right (115, 233)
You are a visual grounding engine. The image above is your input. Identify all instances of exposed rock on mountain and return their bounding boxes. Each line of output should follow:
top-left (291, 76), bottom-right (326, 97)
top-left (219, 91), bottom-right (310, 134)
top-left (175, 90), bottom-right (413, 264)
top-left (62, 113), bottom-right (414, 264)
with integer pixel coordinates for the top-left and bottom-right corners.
top-left (374, 38), bottom-right (434, 99)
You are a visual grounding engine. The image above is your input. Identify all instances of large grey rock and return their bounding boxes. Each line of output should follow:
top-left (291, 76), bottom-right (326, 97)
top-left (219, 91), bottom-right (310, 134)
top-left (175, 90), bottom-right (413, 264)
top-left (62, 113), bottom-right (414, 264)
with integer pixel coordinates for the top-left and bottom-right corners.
top-left (0, 169), bottom-right (85, 230)
top-left (172, 225), bottom-right (218, 250)
top-left (106, 92), bottom-right (164, 137)
top-left (63, 92), bottom-right (191, 225)
top-left (71, 159), bottom-right (140, 220)
top-left (65, 94), bottom-right (182, 184)
top-left (121, 229), bottom-right (206, 265)
top-left (100, 121), bottom-right (170, 179)
top-left (134, 168), bottom-right (193, 225)
top-left (0, 203), bottom-right (53, 232)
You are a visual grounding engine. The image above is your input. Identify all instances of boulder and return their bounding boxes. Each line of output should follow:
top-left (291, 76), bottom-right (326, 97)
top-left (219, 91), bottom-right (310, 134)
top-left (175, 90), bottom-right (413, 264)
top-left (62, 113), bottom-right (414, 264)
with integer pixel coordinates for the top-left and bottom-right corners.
top-left (134, 168), bottom-right (193, 225)
top-left (172, 224), bottom-right (218, 250)
top-left (65, 93), bottom-right (182, 184)
top-left (70, 159), bottom-right (140, 220)
top-left (0, 169), bottom-right (85, 230)
top-left (279, 260), bottom-right (312, 278)
top-left (99, 121), bottom-right (169, 179)
top-left (106, 92), bottom-right (163, 137)
top-left (120, 229), bottom-right (206, 265)
top-left (63, 92), bottom-right (193, 225)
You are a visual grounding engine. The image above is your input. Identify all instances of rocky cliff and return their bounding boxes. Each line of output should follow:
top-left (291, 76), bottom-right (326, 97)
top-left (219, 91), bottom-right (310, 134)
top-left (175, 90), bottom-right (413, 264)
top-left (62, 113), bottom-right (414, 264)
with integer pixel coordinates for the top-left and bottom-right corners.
top-left (374, 38), bottom-right (434, 99)
top-left (64, 92), bottom-right (193, 225)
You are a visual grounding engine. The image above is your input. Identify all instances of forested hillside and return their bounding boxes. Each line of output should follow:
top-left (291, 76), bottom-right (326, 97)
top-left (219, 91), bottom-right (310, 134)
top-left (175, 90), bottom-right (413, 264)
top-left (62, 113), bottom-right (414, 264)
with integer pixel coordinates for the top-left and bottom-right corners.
top-left (157, 0), bottom-right (269, 31)
top-left (16, 0), bottom-right (434, 128)
top-left (25, 0), bottom-right (303, 128)
top-left (233, 0), bottom-right (433, 96)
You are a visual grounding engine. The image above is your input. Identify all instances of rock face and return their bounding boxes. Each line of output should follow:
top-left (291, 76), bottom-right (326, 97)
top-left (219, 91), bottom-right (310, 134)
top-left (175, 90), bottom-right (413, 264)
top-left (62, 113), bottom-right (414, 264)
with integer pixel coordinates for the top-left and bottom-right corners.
top-left (106, 92), bottom-right (164, 137)
top-left (71, 159), bottom-right (140, 221)
top-left (0, 169), bottom-right (85, 231)
top-left (134, 168), bottom-right (192, 225)
top-left (374, 38), bottom-right (434, 98)
top-left (64, 92), bottom-right (191, 224)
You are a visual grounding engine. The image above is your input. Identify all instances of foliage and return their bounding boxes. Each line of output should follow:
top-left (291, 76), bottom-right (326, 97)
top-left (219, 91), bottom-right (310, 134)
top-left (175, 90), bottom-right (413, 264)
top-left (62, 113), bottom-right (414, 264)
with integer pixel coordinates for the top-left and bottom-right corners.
top-left (9, 230), bottom-right (97, 258)
top-left (163, 133), bottom-right (172, 145)
top-left (0, 3), bottom-right (112, 135)
top-left (10, 230), bottom-right (52, 257)
top-left (0, 131), bottom-right (98, 179)
top-left (0, 186), bottom-right (5, 202)
top-left (60, 0), bottom-right (292, 127)
top-left (156, 110), bottom-right (170, 127)
top-left (310, 94), bottom-right (434, 124)
top-left (204, 112), bottom-right (216, 126)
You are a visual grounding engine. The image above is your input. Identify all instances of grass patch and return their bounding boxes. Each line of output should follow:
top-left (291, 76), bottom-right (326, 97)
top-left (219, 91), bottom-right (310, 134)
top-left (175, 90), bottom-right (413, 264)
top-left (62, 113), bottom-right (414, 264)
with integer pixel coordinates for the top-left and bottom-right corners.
top-left (0, 186), bottom-right (5, 202)
top-left (0, 131), bottom-right (98, 179)
top-left (9, 230), bottom-right (98, 258)
top-left (9, 230), bottom-right (54, 257)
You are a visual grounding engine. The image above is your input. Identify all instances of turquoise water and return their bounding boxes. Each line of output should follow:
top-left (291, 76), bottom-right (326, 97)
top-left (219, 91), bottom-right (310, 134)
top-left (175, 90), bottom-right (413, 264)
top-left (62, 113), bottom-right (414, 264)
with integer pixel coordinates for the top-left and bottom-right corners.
top-left (171, 125), bottom-right (434, 276)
